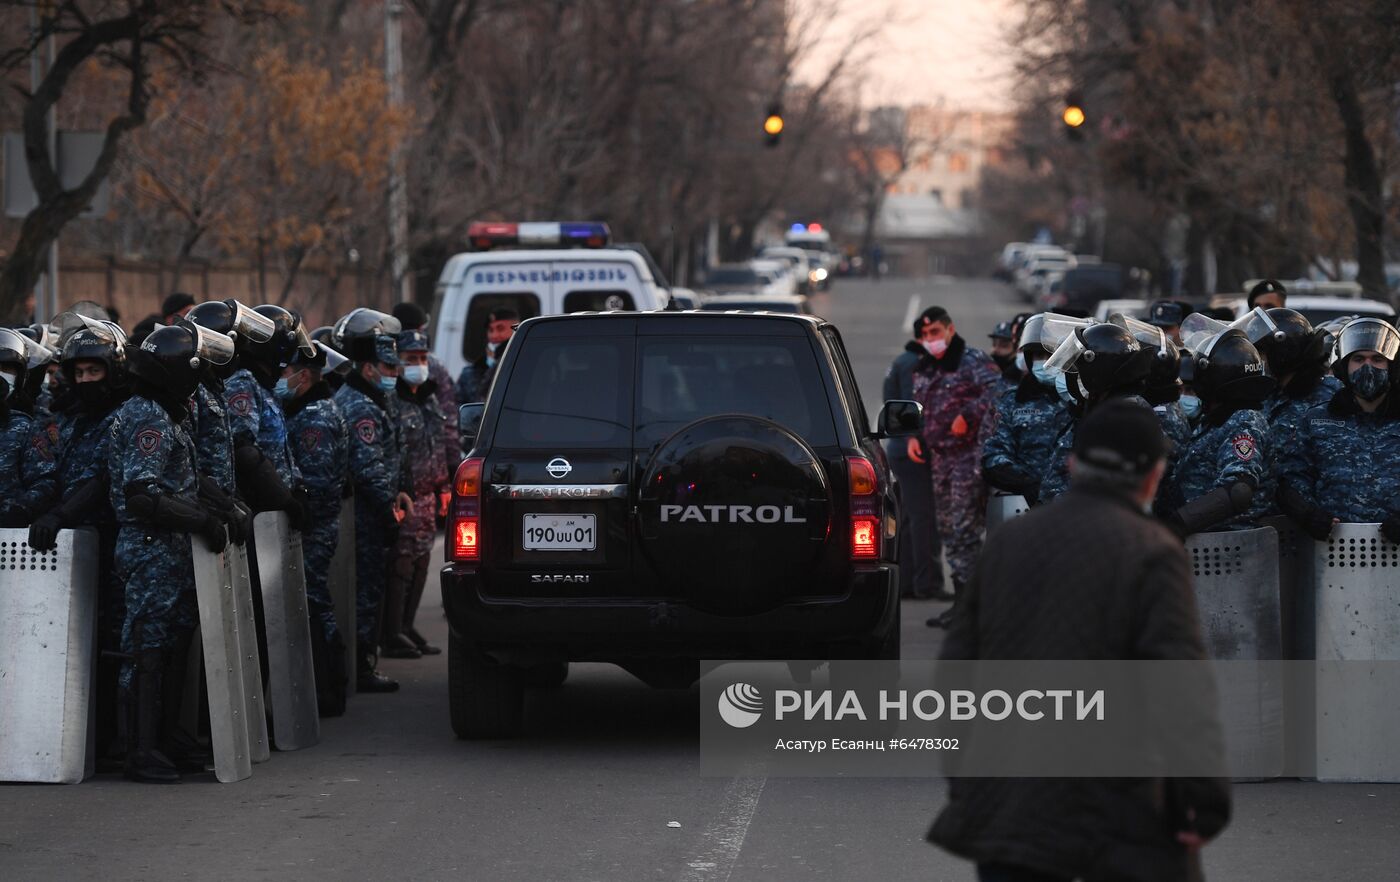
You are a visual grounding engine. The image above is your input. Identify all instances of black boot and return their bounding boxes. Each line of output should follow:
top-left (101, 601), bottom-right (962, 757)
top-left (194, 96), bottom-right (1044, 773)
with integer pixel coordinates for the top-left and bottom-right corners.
top-left (381, 632), bottom-right (422, 659)
top-left (310, 622), bottom-right (348, 717)
top-left (125, 650), bottom-right (181, 784)
top-left (405, 627), bottom-right (441, 656)
top-left (162, 630), bottom-right (213, 773)
top-left (357, 649), bottom-right (399, 693)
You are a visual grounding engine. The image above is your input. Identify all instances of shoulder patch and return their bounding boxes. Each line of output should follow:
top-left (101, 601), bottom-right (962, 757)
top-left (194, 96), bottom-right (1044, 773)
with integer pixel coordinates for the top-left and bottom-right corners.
top-left (354, 417), bottom-right (377, 444)
top-left (1231, 434), bottom-right (1256, 461)
top-left (228, 391), bottom-right (253, 417)
top-left (136, 427), bottom-right (163, 456)
top-left (31, 431), bottom-right (54, 462)
top-left (301, 427), bottom-right (323, 452)
top-left (46, 422), bottom-right (59, 446)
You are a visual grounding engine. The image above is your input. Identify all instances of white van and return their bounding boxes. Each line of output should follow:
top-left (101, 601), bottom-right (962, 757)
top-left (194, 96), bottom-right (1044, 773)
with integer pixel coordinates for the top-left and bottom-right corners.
top-left (429, 221), bottom-right (669, 380)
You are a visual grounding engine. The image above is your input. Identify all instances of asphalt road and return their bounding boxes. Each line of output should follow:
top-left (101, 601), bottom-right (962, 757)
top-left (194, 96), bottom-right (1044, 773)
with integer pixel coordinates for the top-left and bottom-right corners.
top-left (3, 277), bottom-right (1398, 881)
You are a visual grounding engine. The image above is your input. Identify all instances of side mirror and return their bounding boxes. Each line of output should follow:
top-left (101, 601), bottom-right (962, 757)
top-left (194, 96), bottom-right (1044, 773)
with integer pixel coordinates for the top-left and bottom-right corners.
top-left (459, 402), bottom-right (485, 450)
top-left (877, 400), bottom-right (922, 438)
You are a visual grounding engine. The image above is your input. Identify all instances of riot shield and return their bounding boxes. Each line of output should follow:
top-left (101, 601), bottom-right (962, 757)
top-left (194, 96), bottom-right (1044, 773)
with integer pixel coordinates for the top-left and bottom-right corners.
top-left (1184, 527), bottom-right (1284, 780)
top-left (330, 498), bottom-right (357, 695)
top-left (0, 528), bottom-right (98, 783)
top-left (229, 543), bottom-right (270, 763)
top-left (252, 511), bottom-right (321, 750)
top-left (189, 539), bottom-right (253, 783)
top-left (1312, 524), bottom-right (1400, 782)
top-left (985, 494), bottom-right (1029, 532)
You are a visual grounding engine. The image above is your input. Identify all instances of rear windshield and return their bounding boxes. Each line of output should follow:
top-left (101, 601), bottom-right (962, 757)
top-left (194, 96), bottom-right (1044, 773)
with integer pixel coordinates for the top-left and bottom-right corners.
top-left (462, 293), bottom-right (540, 361)
top-left (636, 337), bottom-right (835, 446)
top-left (494, 339), bottom-right (632, 448)
top-left (706, 268), bottom-right (760, 285)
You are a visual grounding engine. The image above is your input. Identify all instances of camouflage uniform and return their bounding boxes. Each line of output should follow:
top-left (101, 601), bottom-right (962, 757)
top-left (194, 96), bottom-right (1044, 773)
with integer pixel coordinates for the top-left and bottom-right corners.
top-left (385, 380), bottom-right (451, 641)
top-left (910, 336), bottom-right (1001, 589)
top-left (190, 382), bottom-right (237, 495)
top-left (981, 376), bottom-right (1070, 503)
top-left (225, 367), bottom-right (301, 488)
top-left (1162, 406), bottom-right (1274, 530)
top-left (1263, 373), bottom-right (1342, 452)
top-left (456, 357), bottom-right (497, 405)
top-left (285, 382), bottom-right (348, 642)
top-left (108, 396), bottom-right (200, 685)
top-left (1154, 400), bottom-right (1193, 451)
top-left (428, 354), bottom-right (460, 462)
top-left (335, 374), bottom-right (404, 645)
top-left (0, 407), bottom-right (58, 524)
top-left (1039, 393), bottom-right (1171, 504)
top-left (1277, 389), bottom-right (1400, 523)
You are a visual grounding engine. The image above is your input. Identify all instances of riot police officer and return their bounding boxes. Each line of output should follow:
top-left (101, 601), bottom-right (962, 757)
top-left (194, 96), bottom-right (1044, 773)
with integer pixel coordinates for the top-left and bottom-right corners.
top-left (392, 302), bottom-right (460, 464)
top-left (0, 328), bottom-right (58, 527)
top-left (280, 341), bottom-right (351, 715)
top-left (1037, 322), bottom-right (1158, 504)
top-left (987, 320), bottom-right (1022, 387)
top-left (1162, 330), bottom-right (1276, 535)
top-left (109, 324), bottom-right (230, 783)
top-left (221, 304), bottom-right (315, 521)
top-left (334, 309), bottom-right (413, 692)
top-left (1255, 308), bottom-right (1339, 450)
top-left (982, 313), bottom-right (1071, 506)
top-left (1277, 317), bottom-right (1400, 541)
top-left (383, 329), bottom-right (450, 659)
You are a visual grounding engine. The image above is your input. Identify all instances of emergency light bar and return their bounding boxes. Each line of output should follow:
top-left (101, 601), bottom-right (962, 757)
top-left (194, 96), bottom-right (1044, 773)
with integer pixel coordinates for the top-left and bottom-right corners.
top-left (467, 221), bottom-right (611, 251)
top-left (788, 222), bottom-right (824, 234)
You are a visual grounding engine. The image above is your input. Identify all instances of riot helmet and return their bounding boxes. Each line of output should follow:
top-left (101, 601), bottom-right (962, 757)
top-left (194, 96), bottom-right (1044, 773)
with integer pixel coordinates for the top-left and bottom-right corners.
top-left (1044, 322), bottom-right (1153, 396)
top-left (127, 324), bottom-right (205, 398)
top-left (59, 314), bottom-right (127, 378)
top-left (1330, 318), bottom-right (1400, 401)
top-left (246, 305), bottom-right (316, 369)
top-left (185, 299), bottom-right (276, 345)
top-left (1190, 329), bottom-right (1274, 404)
top-left (334, 308), bottom-right (402, 363)
top-left (1256, 308), bottom-right (1326, 377)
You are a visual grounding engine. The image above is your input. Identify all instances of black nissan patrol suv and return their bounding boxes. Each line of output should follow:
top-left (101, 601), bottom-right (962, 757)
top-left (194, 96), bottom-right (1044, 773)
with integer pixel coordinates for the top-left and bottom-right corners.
top-left (444, 311), bottom-right (920, 737)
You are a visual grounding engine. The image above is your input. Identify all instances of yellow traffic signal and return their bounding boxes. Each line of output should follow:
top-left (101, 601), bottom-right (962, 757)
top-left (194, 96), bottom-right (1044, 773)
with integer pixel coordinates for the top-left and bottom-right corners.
top-left (764, 114), bottom-right (784, 136)
top-left (1062, 105), bottom-right (1085, 128)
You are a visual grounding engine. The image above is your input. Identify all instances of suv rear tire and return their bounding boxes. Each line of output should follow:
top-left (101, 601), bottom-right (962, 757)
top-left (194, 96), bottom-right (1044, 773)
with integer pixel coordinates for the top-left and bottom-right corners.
top-left (449, 630), bottom-right (524, 739)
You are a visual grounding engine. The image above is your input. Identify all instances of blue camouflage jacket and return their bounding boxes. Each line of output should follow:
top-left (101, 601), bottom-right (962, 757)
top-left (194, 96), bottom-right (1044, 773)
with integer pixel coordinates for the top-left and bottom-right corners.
top-left (225, 368), bottom-right (300, 487)
top-left (1276, 389), bottom-right (1400, 523)
top-left (107, 396), bottom-right (200, 527)
top-left (0, 407), bottom-right (57, 517)
top-left (285, 382), bottom-right (348, 505)
top-left (55, 403), bottom-right (120, 524)
top-left (190, 382), bottom-right (237, 495)
top-left (1163, 406), bottom-right (1274, 530)
top-left (335, 373), bottom-right (402, 522)
top-left (981, 376), bottom-right (1070, 500)
top-left (395, 380), bottom-right (451, 499)
top-left (1038, 392), bottom-right (1167, 504)
top-left (1153, 400), bottom-right (1192, 451)
top-left (1263, 373), bottom-right (1342, 452)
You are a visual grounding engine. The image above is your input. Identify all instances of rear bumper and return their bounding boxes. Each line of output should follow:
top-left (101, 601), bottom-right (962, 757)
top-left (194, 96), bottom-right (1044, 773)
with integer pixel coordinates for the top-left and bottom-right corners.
top-left (440, 564), bottom-right (898, 663)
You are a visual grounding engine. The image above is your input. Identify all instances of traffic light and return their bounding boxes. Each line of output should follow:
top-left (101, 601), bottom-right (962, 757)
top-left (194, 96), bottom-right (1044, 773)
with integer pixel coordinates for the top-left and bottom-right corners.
top-left (1063, 92), bottom-right (1086, 141)
top-left (763, 103), bottom-right (784, 148)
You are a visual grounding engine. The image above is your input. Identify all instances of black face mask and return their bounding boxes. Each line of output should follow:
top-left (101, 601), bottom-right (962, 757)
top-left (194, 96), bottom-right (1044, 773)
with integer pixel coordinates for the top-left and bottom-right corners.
top-left (75, 382), bottom-right (109, 411)
top-left (1350, 364), bottom-right (1390, 402)
top-left (992, 353), bottom-right (1016, 371)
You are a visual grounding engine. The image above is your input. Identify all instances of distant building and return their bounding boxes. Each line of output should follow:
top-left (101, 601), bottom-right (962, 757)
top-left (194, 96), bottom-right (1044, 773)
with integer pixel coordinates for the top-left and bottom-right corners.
top-left (896, 107), bottom-right (1015, 211)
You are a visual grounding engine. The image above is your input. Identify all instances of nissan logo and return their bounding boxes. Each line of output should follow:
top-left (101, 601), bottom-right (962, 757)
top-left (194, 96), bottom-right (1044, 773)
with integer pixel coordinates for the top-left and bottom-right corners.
top-left (546, 457), bottom-right (573, 479)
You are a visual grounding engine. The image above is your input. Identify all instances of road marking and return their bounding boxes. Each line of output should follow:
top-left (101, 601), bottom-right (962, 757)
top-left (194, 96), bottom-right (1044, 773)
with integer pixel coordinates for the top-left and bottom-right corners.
top-left (902, 293), bottom-right (921, 333)
top-left (679, 776), bottom-right (767, 882)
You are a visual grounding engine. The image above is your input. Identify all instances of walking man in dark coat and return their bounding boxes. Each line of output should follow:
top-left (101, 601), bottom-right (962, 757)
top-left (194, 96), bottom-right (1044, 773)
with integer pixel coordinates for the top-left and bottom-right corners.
top-left (930, 400), bottom-right (1231, 882)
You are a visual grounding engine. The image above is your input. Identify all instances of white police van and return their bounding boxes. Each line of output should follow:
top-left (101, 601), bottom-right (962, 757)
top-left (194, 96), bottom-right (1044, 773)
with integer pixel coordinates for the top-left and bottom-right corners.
top-left (430, 221), bottom-right (670, 381)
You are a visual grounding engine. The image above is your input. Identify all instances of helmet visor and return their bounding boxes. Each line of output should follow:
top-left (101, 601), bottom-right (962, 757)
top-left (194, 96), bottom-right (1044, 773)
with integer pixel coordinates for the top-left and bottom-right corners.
top-left (1229, 306), bottom-right (1284, 346)
top-left (1180, 312), bottom-right (1231, 355)
top-left (1335, 318), bottom-right (1400, 363)
top-left (1109, 314), bottom-right (1172, 359)
top-left (1043, 328), bottom-right (1089, 375)
top-left (334, 307), bottom-right (403, 346)
top-left (319, 342), bottom-right (351, 375)
top-left (188, 324), bottom-right (236, 366)
top-left (292, 321), bottom-right (317, 358)
top-left (225, 300), bottom-right (276, 343)
top-left (1038, 315), bottom-right (1094, 354)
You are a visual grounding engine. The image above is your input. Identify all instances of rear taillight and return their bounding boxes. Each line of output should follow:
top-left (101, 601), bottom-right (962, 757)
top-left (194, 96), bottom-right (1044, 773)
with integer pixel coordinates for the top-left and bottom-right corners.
top-left (451, 457), bottom-right (483, 561)
top-left (848, 456), bottom-right (879, 560)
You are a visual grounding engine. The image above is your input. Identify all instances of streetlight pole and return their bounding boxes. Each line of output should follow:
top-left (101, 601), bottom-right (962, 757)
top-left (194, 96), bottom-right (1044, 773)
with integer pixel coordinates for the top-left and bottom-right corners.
top-left (385, 0), bottom-right (409, 304)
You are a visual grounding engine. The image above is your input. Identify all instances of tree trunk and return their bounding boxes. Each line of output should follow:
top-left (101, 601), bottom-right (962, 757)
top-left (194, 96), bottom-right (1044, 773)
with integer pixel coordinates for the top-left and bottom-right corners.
top-left (1325, 64), bottom-right (1387, 301)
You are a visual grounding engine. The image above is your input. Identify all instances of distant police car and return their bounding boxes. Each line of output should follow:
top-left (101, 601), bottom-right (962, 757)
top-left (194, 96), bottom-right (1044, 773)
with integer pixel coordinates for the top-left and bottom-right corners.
top-left (429, 221), bottom-right (672, 382)
top-left (443, 311), bottom-right (919, 737)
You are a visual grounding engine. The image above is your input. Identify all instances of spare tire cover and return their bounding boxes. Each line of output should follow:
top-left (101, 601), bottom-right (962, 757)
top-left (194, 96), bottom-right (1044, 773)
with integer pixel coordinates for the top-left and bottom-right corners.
top-left (638, 414), bottom-right (831, 615)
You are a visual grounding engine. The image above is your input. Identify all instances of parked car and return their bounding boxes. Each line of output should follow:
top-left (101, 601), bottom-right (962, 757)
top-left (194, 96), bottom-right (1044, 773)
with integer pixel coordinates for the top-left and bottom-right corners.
top-left (699, 294), bottom-right (809, 314)
top-left (1040, 263), bottom-right (1125, 313)
top-left (759, 246), bottom-right (816, 294)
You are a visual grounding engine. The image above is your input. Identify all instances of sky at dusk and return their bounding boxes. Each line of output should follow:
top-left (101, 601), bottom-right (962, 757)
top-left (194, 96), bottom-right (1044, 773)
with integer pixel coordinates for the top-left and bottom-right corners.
top-left (794, 0), bottom-right (1018, 110)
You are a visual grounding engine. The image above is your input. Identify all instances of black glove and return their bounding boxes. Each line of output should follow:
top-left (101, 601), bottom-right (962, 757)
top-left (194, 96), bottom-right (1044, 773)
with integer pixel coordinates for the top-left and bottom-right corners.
top-left (0, 502), bottom-right (31, 528)
top-left (285, 485), bottom-right (308, 533)
top-left (200, 513), bottom-right (228, 554)
top-left (28, 511), bottom-right (63, 551)
top-left (1382, 513), bottom-right (1400, 545)
top-left (1299, 507), bottom-right (1336, 542)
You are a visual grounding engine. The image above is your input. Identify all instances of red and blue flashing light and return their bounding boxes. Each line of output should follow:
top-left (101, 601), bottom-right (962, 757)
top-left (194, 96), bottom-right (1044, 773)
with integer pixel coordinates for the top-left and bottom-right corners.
top-left (467, 221), bottom-right (611, 251)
